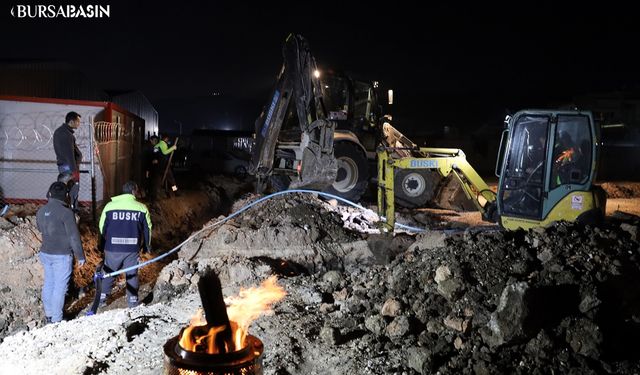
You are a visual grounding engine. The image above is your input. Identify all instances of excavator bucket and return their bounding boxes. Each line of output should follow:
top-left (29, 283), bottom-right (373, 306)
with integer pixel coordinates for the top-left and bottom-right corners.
top-left (433, 176), bottom-right (481, 211)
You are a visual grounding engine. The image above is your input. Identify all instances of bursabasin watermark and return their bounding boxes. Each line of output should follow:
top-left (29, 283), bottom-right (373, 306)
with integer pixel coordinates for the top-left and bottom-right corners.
top-left (10, 4), bottom-right (110, 18)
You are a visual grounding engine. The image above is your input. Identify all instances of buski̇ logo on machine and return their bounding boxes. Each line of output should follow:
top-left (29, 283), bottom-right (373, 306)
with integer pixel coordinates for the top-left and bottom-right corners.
top-left (410, 159), bottom-right (438, 168)
top-left (261, 90), bottom-right (280, 137)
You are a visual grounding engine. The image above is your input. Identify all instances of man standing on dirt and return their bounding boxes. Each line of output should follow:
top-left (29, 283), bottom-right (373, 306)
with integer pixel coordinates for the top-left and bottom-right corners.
top-left (152, 135), bottom-right (178, 196)
top-left (36, 182), bottom-right (85, 323)
top-left (98, 181), bottom-right (152, 309)
top-left (53, 111), bottom-right (83, 213)
top-left (143, 135), bottom-right (160, 202)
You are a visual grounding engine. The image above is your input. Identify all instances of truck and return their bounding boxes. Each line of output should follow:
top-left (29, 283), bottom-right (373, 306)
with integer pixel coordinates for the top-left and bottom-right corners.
top-left (250, 34), bottom-right (606, 230)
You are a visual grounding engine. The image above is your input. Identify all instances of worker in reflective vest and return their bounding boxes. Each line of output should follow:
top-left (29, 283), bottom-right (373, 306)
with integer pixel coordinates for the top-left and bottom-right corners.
top-left (151, 135), bottom-right (179, 195)
top-left (98, 181), bottom-right (152, 309)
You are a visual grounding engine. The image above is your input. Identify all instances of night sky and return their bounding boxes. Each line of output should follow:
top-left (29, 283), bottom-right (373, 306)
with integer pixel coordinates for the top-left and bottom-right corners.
top-left (2, 2), bottom-right (640, 133)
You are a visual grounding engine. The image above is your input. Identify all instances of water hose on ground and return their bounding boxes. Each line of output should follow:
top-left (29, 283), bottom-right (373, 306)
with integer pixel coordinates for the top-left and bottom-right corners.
top-left (86, 189), bottom-right (425, 315)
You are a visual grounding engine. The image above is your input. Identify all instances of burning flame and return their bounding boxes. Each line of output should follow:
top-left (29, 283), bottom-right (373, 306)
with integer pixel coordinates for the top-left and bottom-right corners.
top-left (226, 276), bottom-right (286, 348)
top-left (179, 276), bottom-right (286, 353)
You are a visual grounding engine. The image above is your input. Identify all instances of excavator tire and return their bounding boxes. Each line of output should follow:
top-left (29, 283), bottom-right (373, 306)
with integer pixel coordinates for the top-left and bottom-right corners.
top-left (394, 170), bottom-right (441, 208)
top-left (323, 142), bottom-right (369, 202)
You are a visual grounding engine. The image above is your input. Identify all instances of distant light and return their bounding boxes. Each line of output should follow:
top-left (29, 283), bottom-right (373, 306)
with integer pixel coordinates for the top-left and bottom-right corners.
top-left (314, 70), bottom-right (320, 78)
top-left (373, 81), bottom-right (379, 88)
top-left (602, 123), bottom-right (625, 128)
top-left (388, 89), bottom-right (394, 105)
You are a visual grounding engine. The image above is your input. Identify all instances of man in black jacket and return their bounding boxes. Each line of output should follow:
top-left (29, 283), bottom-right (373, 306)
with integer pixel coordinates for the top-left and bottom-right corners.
top-left (36, 182), bottom-right (85, 323)
top-left (53, 111), bottom-right (83, 212)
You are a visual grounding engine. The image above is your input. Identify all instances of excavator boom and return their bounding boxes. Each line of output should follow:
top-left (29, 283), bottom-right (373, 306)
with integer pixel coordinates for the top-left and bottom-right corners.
top-left (251, 34), bottom-right (337, 190)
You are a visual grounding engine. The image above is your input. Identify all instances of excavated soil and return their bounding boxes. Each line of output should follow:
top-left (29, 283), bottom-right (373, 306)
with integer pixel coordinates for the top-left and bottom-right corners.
top-left (172, 193), bottom-right (372, 274)
top-left (0, 181), bottom-right (639, 374)
top-left (601, 182), bottom-right (640, 199)
top-left (0, 175), bottom-right (251, 339)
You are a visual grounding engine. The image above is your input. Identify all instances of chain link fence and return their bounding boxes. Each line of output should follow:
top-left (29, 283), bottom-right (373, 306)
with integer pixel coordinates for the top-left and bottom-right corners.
top-left (0, 103), bottom-right (142, 220)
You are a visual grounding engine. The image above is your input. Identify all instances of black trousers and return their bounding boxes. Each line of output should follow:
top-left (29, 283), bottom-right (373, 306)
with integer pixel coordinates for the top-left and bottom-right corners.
top-left (100, 251), bottom-right (139, 307)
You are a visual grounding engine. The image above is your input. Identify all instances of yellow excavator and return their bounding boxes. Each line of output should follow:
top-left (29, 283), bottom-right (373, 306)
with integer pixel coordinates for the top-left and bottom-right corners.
top-left (378, 110), bottom-right (607, 230)
top-left (250, 34), bottom-right (606, 230)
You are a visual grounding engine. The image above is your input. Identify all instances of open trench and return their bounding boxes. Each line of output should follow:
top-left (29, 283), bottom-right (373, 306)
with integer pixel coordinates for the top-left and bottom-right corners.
top-left (67, 175), bottom-right (255, 316)
top-left (0, 175), bottom-right (253, 339)
top-left (0, 181), bottom-right (639, 374)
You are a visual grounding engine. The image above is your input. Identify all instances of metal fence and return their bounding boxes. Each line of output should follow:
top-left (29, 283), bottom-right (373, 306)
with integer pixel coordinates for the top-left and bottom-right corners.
top-left (0, 113), bottom-right (142, 220)
top-left (94, 121), bottom-right (143, 201)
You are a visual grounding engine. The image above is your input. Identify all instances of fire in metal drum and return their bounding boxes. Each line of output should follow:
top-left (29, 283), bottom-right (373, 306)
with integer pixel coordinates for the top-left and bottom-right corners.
top-left (163, 335), bottom-right (264, 375)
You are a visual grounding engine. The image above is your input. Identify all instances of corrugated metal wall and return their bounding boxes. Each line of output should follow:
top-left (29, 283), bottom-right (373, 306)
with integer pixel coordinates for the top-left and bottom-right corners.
top-left (0, 62), bottom-right (159, 138)
top-left (111, 91), bottom-right (159, 137)
top-left (0, 61), bottom-right (108, 101)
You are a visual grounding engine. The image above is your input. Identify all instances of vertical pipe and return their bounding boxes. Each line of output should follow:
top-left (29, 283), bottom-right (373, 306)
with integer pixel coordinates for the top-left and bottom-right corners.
top-left (133, 120), bottom-right (138, 185)
top-left (377, 148), bottom-right (385, 219)
top-left (384, 157), bottom-right (395, 230)
top-left (89, 116), bottom-right (97, 224)
top-left (115, 122), bottom-right (120, 195)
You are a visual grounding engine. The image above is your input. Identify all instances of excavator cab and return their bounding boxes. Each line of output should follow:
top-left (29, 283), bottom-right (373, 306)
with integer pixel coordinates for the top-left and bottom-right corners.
top-left (496, 110), bottom-right (606, 230)
top-left (320, 74), bottom-right (383, 150)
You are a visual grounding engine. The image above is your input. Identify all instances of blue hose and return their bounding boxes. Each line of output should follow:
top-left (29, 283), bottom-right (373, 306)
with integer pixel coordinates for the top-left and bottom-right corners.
top-left (99, 189), bottom-right (424, 279)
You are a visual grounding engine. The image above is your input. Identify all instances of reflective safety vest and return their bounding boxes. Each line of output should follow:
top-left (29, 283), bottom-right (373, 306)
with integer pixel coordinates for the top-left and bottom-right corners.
top-left (555, 147), bottom-right (574, 164)
top-left (554, 147), bottom-right (575, 185)
top-left (99, 194), bottom-right (152, 252)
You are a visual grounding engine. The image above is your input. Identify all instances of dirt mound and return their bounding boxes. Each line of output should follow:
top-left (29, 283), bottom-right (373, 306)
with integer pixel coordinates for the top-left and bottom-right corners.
top-left (2, 182), bottom-right (640, 373)
top-left (0, 175), bottom-right (242, 339)
top-left (601, 182), bottom-right (640, 199)
top-left (153, 256), bottom-right (274, 303)
top-left (0, 274), bottom-right (380, 375)
top-left (352, 220), bottom-right (640, 374)
top-left (176, 194), bottom-right (373, 273)
top-left (153, 198), bottom-right (640, 373)
top-left (229, 193), bottom-right (355, 241)
top-left (2, 216), bottom-right (640, 374)
top-left (0, 293), bottom-right (199, 374)
top-left (83, 176), bottom-right (248, 313)
top-left (153, 192), bottom-right (396, 304)
top-left (0, 214), bottom-right (115, 339)
top-left (0, 216), bottom-right (44, 337)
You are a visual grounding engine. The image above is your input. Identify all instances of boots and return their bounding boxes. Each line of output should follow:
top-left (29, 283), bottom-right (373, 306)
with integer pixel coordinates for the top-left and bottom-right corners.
top-left (128, 295), bottom-right (139, 308)
top-left (99, 293), bottom-right (107, 308)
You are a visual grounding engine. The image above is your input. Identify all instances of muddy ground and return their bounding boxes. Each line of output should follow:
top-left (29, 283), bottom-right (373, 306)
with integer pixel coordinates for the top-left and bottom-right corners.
top-left (0, 181), bottom-right (639, 374)
top-left (0, 175), bottom-right (252, 338)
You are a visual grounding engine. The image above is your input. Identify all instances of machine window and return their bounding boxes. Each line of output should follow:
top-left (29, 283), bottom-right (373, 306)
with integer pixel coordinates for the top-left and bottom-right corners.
top-left (500, 115), bottom-right (550, 219)
top-left (550, 115), bottom-right (592, 189)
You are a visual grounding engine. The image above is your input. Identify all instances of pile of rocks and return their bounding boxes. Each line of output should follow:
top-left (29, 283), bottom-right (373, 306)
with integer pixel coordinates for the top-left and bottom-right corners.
top-left (174, 194), bottom-right (373, 273)
top-left (1, 188), bottom-right (639, 374)
top-left (311, 220), bottom-right (640, 374)
top-left (0, 216), bottom-right (46, 339)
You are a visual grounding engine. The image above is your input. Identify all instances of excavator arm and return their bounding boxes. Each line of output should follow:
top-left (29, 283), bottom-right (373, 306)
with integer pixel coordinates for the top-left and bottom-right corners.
top-left (251, 34), bottom-right (337, 191)
top-left (377, 147), bottom-right (498, 229)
